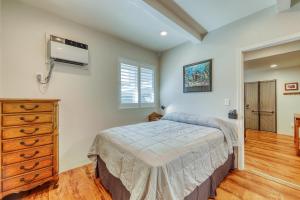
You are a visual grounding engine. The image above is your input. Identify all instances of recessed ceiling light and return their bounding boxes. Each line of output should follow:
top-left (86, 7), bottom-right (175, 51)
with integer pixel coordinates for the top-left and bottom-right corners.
top-left (270, 64), bottom-right (278, 68)
top-left (160, 31), bottom-right (168, 36)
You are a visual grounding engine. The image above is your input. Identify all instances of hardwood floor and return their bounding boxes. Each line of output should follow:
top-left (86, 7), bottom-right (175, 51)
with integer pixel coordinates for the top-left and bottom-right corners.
top-left (4, 164), bottom-right (300, 200)
top-left (4, 165), bottom-right (111, 200)
top-left (245, 129), bottom-right (300, 186)
top-left (216, 170), bottom-right (300, 200)
top-left (4, 130), bottom-right (300, 200)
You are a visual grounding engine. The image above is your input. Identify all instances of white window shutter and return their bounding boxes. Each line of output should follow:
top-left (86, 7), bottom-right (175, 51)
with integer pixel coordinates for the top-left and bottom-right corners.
top-left (120, 63), bottom-right (139, 107)
top-left (140, 67), bottom-right (154, 105)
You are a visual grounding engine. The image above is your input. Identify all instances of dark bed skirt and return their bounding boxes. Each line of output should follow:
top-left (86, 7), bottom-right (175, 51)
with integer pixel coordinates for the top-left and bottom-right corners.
top-left (96, 154), bottom-right (234, 200)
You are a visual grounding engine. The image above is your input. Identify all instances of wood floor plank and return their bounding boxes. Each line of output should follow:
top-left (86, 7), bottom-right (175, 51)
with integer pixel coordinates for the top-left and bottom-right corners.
top-left (245, 129), bottom-right (300, 185)
top-left (6, 167), bottom-right (300, 200)
top-left (4, 129), bottom-right (300, 199)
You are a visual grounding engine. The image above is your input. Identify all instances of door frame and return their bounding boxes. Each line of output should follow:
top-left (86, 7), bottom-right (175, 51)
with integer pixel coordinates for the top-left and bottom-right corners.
top-left (236, 32), bottom-right (300, 170)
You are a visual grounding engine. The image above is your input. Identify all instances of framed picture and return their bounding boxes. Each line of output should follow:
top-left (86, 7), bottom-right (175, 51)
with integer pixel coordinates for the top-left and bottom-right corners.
top-left (183, 59), bottom-right (212, 93)
top-left (285, 82), bottom-right (298, 91)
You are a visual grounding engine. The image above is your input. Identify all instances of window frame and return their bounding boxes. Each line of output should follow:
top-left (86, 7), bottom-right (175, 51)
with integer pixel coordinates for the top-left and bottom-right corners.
top-left (118, 58), bottom-right (156, 109)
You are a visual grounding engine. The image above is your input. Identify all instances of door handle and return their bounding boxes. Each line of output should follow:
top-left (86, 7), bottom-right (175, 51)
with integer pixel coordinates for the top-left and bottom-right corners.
top-left (20, 174), bottom-right (39, 183)
top-left (260, 111), bottom-right (275, 114)
top-left (20, 162), bottom-right (40, 171)
top-left (20, 128), bottom-right (40, 134)
top-left (20, 151), bottom-right (39, 159)
top-left (252, 110), bottom-right (274, 114)
top-left (20, 104), bottom-right (39, 111)
top-left (20, 116), bottom-right (39, 123)
top-left (20, 139), bottom-right (39, 146)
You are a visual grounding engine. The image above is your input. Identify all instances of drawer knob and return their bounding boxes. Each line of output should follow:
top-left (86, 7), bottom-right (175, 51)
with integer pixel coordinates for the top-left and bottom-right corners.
top-left (20, 128), bottom-right (40, 134)
top-left (20, 139), bottom-right (39, 146)
top-left (20, 174), bottom-right (39, 183)
top-left (20, 151), bottom-right (39, 159)
top-left (20, 116), bottom-right (39, 123)
top-left (20, 162), bottom-right (40, 171)
top-left (20, 104), bottom-right (39, 111)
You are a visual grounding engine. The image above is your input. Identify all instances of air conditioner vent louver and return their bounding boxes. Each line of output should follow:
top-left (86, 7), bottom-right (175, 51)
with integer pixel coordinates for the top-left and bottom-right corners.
top-left (49, 35), bottom-right (89, 66)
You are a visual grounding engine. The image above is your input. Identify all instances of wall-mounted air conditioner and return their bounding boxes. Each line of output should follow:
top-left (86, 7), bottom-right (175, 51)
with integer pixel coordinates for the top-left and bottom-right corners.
top-left (49, 35), bottom-right (89, 66)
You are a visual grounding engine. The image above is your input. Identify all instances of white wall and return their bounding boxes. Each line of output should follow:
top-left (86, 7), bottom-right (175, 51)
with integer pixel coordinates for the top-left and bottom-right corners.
top-left (1, 0), bottom-right (159, 172)
top-left (160, 5), bottom-right (300, 120)
top-left (245, 66), bottom-right (300, 135)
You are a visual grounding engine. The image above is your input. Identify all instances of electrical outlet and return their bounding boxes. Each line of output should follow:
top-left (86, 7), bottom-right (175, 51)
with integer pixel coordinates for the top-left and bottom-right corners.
top-left (224, 98), bottom-right (230, 106)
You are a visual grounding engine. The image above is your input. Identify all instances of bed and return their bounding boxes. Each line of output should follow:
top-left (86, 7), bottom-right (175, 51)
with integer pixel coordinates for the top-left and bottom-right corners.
top-left (88, 112), bottom-right (238, 200)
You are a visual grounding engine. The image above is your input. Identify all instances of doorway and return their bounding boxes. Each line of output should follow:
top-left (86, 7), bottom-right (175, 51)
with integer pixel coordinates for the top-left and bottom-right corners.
top-left (245, 80), bottom-right (277, 134)
top-left (242, 39), bottom-right (300, 188)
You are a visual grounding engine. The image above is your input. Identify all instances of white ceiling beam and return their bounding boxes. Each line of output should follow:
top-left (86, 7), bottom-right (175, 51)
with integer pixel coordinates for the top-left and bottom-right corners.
top-left (276, 0), bottom-right (300, 12)
top-left (143, 0), bottom-right (207, 42)
top-left (292, 0), bottom-right (300, 6)
top-left (276, 0), bottom-right (292, 12)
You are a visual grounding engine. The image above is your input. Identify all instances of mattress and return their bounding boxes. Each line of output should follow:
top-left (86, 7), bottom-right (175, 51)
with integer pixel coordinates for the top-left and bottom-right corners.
top-left (88, 112), bottom-right (238, 200)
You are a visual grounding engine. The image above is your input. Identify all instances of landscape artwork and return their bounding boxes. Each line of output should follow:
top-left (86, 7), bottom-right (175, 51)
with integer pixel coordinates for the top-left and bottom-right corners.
top-left (183, 59), bottom-right (212, 93)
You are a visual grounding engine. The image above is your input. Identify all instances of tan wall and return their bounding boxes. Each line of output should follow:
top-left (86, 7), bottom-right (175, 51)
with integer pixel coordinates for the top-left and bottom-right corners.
top-left (160, 4), bottom-right (300, 122)
top-left (1, 0), bottom-right (159, 172)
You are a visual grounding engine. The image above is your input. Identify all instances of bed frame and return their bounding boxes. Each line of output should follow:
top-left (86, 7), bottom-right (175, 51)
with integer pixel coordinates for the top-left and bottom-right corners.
top-left (95, 154), bottom-right (234, 200)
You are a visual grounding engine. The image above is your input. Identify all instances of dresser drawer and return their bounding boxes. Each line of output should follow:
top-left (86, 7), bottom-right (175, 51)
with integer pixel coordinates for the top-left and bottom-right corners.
top-left (2, 102), bottom-right (54, 114)
top-left (2, 114), bottom-right (53, 127)
top-left (2, 156), bottom-right (53, 179)
top-left (2, 145), bottom-right (53, 165)
top-left (2, 167), bottom-right (53, 192)
top-left (2, 135), bottom-right (53, 153)
top-left (2, 124), bottom-right (53, 139)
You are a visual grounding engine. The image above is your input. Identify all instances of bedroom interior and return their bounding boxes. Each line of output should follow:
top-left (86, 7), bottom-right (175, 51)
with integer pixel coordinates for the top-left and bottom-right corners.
top-left (0, 0), bottom-right (300, 199)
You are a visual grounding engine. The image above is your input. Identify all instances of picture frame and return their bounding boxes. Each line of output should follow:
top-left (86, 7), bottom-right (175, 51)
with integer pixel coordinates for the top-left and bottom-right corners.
top-left (183, 59), bottom-right (212, 93)
top-left (285, 82), bottom-right (298, 91)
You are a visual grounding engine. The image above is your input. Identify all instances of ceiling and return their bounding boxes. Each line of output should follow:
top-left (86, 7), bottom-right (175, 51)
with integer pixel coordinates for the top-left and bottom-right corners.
top-left (245, 50), bottom-right (300, 70)
top-left (175, 0), bottom-right (276, 31)
top-left (20, 0), bottom-right (277, 52)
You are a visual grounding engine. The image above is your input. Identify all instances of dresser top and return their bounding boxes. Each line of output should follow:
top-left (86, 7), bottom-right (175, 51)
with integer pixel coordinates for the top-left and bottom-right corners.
top-left (295, 113), bottom-right (300, 119)
top-left (0, 98), bottom-right (60, 102)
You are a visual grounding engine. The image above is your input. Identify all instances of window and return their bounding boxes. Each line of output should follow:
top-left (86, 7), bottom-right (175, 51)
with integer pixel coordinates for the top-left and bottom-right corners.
top-left (120, 63), bottom-right (139, 105)
top-left (119, 59), bottom-right (155, 108)
top-left (140, 67), bottom-right (154, 104)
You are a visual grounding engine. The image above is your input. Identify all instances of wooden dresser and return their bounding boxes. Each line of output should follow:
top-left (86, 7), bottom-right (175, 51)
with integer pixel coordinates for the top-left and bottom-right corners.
top-left (0, 99), bottom-right (59, 199)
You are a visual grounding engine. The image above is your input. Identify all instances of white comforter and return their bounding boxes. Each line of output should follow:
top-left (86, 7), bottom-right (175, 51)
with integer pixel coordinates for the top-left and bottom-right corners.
top-left (88, 113), bottom-right (238, 200)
